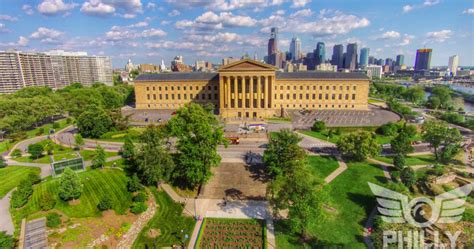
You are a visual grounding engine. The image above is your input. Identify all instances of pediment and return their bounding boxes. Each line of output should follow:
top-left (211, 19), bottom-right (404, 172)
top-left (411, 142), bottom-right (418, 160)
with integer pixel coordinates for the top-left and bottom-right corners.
top-left (219, 59), bottom-right (277, 72)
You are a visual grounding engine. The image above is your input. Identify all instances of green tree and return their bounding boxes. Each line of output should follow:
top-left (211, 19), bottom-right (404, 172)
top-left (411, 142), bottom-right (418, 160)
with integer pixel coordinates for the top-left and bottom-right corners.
top-left (0, 231), bottom-right (14, 249)
top-left (134, 126), bottom-right (174, 185)
top-left (91, 145), bottom-right (106, 169)
top-left (0, 155), bottom-right (6, 168)
top-left (58, 168), bottom-right (83, 201)
top-left (400, 167), bottom-right (416, 187)
top-left (402, 86), bottom-right (425, 104)
top-left (312, 120), bottom-right (326, 132)
top-left (121, 135), bottom-right (135, 162)
top-left (10, 179), bottom-right (34, 208)
top-left (43, 140), bottom-right (54, 155)
top-left (97, 195), bottom-right (113, 211)
top-left (28, 143), bottom-right (44, 159)
top-left (440, 144), bottom-right (461, 163)
top-left (430, 86), bottom-right (452, 109)
top-left (76, 107), bottom-right (112, 138)
top-left (167, 104), bottom-right (226, 188)
top-left (127, 173), bottom-right (143, 192)
top-left (393, 154), bottom-right (406, 170)
top-left (422, 120), bottom-right (462, 160)
top-left (74, 134), bottom-right (84, 150)
top-left (263, 129), bottom-right (306, 178)
top-left (336, 131), bottom-right (380, 161)
top-left (376, 122), bottom-right (399, 136)
top-left (390, 128), bottom-right (414, 156)
top-left (39, 193), bottom-right (56, 211)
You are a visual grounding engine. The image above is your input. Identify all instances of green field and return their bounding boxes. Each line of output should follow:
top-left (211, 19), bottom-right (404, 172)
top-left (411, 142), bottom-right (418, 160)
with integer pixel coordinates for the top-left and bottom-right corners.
top-left (133, 189), bottom-right (195, 248)
top-left (97, 127), bottom-right (145, 142)
top-left (275, 161), bottom-right (387, 248)
top-left (374, 154), bottom-right (436, 166)
top-left (11, 169), bottom-right (132, 229)
top-left (79, 150), bottom-right (118, 161)
top-left (299, 130), bottom-right (392, 145)
top-left (307, 155), bottom-right (339, 180)
top-left (0, 166), bottom-right (41, 198)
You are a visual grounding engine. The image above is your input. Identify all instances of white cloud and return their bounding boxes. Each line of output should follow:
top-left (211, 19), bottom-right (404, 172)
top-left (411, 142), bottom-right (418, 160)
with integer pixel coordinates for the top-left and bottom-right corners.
top-left (81, 1), bottom-right (115, 16)
top-left (425, 29), bottom-right (452, 42)
top-left (402, 0), bottom-right (439, 13)
top-left (122, 13), bottom-right (136, 19)
top-left (81, 0), bottom-right (143, 16)
top-left (376, 30), bottom-right (401, 40)
top-left (141, 28), bottom-right (167, 37)
top-left (289, 8), bottom-right (312, 18)
top-left (0, 23), bottom-right (9, 33)
top-left (0, 36), bottom-right (29, 47)
top-left (398, 34), bottom-right (414, 46)
top-left (128, 21), bottom-right (148, 28)
top-left (37, 0), bottom-right (78, 16)
top-left (0, 15), bottom-right (18, 22)
top-left (30, 27), bottom-right (64, 43)
top-left (22, 5), bottom-right (35, 15)
top-left (402, 5), bottom-right (413, 13)
top-left (165, 0), bottom-right (283, 11)
top-left (463, 8), bottom-right (474, 14)
top-left (291, 0), bottom-right (311, 8)
top-left (146, 2), bottom-right (156, 10)
top-left (105, 25), bottom-right (166, 40)
top-left (189, 32), bottom-right (241, 43)
top-left (168, 9), bottom-right (180, 17)
top-left (175, 11), bottom-right (257, 31)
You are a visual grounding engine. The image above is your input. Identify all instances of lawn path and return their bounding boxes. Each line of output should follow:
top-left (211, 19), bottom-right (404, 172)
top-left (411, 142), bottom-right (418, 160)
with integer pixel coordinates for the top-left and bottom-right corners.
top-left (0, 190), bottom-right (14, 235)
top-left (324, 155), bottom-right (348, 184)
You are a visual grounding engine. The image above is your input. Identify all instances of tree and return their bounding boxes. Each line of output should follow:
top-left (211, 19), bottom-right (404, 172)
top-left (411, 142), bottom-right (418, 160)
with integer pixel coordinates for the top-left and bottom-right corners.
top-left (376, 122), bottom-right (399, 136)
top-left (121, 135), bottom-right (135, 162)
top-left (39, 193), bottom-right (56, 211)
top-left (97, 195), bottom-right (113, 211)
top-left (400, 167), bottom-right (416, 187)
top-left (91, 145), bottom-right (106, 169)
top-left (127, 173), bottom-right (143, 192)
top-left (263, 129), bottom-right (306, 178)
top-left (312, 120), bottom-right (326, 132)
top-left (430, 86), bottom-right (452, 109)
top-left (336, 131), bottom-right (380, 161)
top-left (390, 128), bottom-right (414, 156)
top-left (134, 126), bottom-right (175, 185)
top-left (58, 168), bottom-right (83, 201)
top-left (393, 154), bottom-right (406, 170)
top-left (422, 120), bottom-right (462, 160)
top-left (10, 179), bottom-right (34, 208)
top-left (76, 107), bottom-right (112, 138)
top-left (440, 144), bottom-right (461, 163)
top-left (0, 155), bottom-right (6, 168)
top-left (167, 104), bottom-right (226, 188)
top-left (28, 143), bottom-right (44, 159)
top-left (403, 86), bottom-right (425, 104)
top-left (74, 134), bottom-right (84, 150)
top-left (0, 231), bottom-right (14, 249)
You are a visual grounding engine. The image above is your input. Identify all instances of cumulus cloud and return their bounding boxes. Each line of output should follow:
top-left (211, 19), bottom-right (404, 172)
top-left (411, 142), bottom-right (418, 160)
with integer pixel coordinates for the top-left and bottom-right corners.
top-left (375, 30), bottom-right (401, 40)
top-left (289, 8), bottom-right (312, 18)
top-left (105, 25), bottom-right (166, 40)
top-left (175, 11), bottom-right (257, 31)
top-left (0, 23), bottom-right (9, 33)
top-left (398, 34), bottom-right (414, 46)
top-left (22, 5), bottom-right (35, 15)
top-left (128, 21), bottom-right (148, 28)
top-left (168, 9), bottom-right (180, 16)
top-left (37, 0), bottom-right (78, 16)
top-left (291, 0), bottom-right (311, 8)
top-left (81, 0), bottom-right (143, 17)
top-left (0, 36), bottom-right (29, 47)
top-left (30, 27), bottom-right (64, 43)
top-left (0, 15), bottom-right (18, 22)
top-left (463, 8), bottom-right (474, 14)
top-left (403, 0), bottom-right (439, 13)
top-left (425, 29), bottom-right (452, 42)
top-left (146, 2), bottom-right (156, 10)
top-left (80, 0), bottom-right (115, 16)
top-left (165, 0), bottom-right (282, 11)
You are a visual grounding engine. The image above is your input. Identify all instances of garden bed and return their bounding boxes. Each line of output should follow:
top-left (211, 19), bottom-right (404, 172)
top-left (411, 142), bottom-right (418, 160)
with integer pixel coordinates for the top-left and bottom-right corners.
top-left (197, 218), bottom-right (266, 248)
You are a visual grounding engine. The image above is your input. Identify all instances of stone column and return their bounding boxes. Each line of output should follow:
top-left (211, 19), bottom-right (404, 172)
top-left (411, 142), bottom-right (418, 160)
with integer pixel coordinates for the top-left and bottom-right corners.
top-left (257, 76), bottom-right (262, 108)
top-left (249, 76), bottom-right (254, 108)
top-left (226, 77), bottom-right (230, 109)
top-left (264, 75), bottom-right (269, 109)
top-left (233, 76), bottom-right (238, 109)
top-left (219, 76), bottom-right (224, 111)
top-left (242, 76), bottom-right (246, 108)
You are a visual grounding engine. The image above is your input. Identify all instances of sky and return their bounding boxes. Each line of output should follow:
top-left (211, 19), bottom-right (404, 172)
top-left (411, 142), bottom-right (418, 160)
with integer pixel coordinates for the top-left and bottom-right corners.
top-left (0, 0), bottom-right (473, 68)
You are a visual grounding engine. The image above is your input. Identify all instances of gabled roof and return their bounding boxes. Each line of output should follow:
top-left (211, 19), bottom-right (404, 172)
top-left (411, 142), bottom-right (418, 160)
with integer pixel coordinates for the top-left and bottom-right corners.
top-left (135, 72), bottom-right (218, 81)
top-left (219, 59), bottom-right (278, 72)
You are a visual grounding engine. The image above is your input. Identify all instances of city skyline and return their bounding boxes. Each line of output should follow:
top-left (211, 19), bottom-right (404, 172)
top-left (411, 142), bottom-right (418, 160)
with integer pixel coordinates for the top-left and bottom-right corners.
top-left (0, 0), bottom-right (473, 67)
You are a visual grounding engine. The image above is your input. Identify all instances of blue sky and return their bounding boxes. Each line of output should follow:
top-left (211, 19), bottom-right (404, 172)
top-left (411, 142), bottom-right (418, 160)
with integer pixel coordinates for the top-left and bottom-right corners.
top-left (0, 0), bottom-right (473, 68)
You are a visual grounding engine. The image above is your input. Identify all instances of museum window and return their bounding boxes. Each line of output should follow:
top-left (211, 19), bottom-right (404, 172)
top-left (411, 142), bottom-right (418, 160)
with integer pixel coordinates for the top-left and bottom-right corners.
top-left (159, 87), bottom-right (162, 91)
top-left (171, 86), bottom-right (174, 91)
top-left (153, 86), bottom-right (155, 91)
top-left (195, 94), bottom-right (199, 100)
top-left (353, 86), bottom-right (357, 90)
top-left (165, 94), bottom-right (168, 100)
top-left (165, 86), bottom-right (168, 91)
top-left (319, 94), bottom-right (322, 99)
top-left (352, 94), bottom-right (356, 100)
top-left (214, 86), bottom-right (217, 90)
top-left (287, 86), bottom-right (290, 90)
top-left (346, 86), bottom-right (349, 90)
top-left (190, 86), bottom-right (193, 90)
top-left (208, 86), bottom-right (211, 90)
top-left (326, 86), bottom-right (329, 90)
top-left (333, 86), bottom-right (336, 90)
top-left (202, 94), bottom-right (206, 100)
top-left (171, 94), bottom-right (175, 100)
top-left (325, 94), bottom-right (328, 99)
top-left (339, 94), bottom-right (342, 100)
top-left (147, 94), bottom-right (150, 100)
top-left (345, 94), bottom-right (349, 100)
top-left (159, 94), bottom-right (162, 100)
top-left (287, 94), bottom-right (290, 99)
top-left (299, 94), bottom-right (303, 99)
top-left (332, 94), bottom-right (335, 100)
top-left (312, 94), bottom-right (316, 99)
top-left (274, 94), bottom-right (277, 99)
top-left (184, 94), bottom-right (187, 100)
top-left (300, 86), bottom-right (303, 90)
top-left (178, 94), bottom-right (181, 100)
top-left (306, 94), bottom-right (309, 99)
top-left (338, 105), bottom-right (341, 108)
top-left (294, 86), bottom-right (297, 90)
top-left (293, 93), bottom-right (297, 99)
top-left (313, 86), bottom-right (316, 90)
top-left (352, 105), bottom-right (354, 108)
top-left (146, 87), bottom-right (149, 91)
top-left (184, 86), bottom-right (186, 91)
top-left (320, 86), bottom-right (323, 90)
top-left (215, 94), bottom-right (218, 99)
top-left (280, 86), bottom-right (283, 90)
top-left (208, 94), bottom-right (212, 99)
top-left (178, 86), bottom-right (181, 91)
top-left (280, 94), bottom-right (283, 99)
top-left (307, 86), bottom-right (309, 90)
top-left (153, 94), bottom-right (156, 100)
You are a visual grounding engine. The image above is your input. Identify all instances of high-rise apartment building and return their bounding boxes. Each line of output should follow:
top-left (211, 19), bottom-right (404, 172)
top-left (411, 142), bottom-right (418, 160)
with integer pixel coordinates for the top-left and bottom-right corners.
top-left (345, 43), bottom-right (358, 70)
top-left (359, 48), bottom-right (369, 68)
top-left (331, 44), bottom-right (344, 69)
top-left (267, 27), bottom-right (278, 58)
top-left (0, 50), bottom-right (112, 94)
top-left (315, 42), bottom-right (326, 65)
top-left (396, 54), bottom-right (404, 66)
top-left (414, 48), bottom-right (432, 71)
top-left (366, 65), bottom-right (383, 79)
top-left (289, 36), bottom-right (301, 61)
top-left (448, 55), bottom-right (459, 76)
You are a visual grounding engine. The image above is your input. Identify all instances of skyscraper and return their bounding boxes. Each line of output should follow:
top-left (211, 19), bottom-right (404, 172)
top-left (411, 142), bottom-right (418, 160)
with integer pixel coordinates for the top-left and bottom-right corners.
top-left (345, 43), bottom-right (358, 70)
top-left (267, 27), bottom-right (278, 58)
top-left (289, 36), bottom-right (301, 61)
top-left (448, 55), bottom-right (459, 76)
top-left (315, 42), bottom-right (326, 65)
top-left (414, 48), bottom-right (432, 70)
top-left (368, 56), bottom-right (375, 65)
top-left (331, 44), bottom-right (344, 69)
top-left (396, 54), bottom-right (405, 66)
top-left (359, 48), bottom-right (369, 68)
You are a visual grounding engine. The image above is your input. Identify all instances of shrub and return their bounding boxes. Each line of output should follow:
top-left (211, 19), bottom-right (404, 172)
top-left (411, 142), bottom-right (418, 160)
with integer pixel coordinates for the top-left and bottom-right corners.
top-left (127, 174), bottom-right (142, 192)
top-left (66, 118), bottom-right (72, 124)
top-left (400, 167), bottom-right (416, 187)
top-left (312, 120), bottom-right (326, 132)
top-left (0, 231), bottom-right (15, 249)
top-left (376, 122), bottom-right (399, 136)
top-left (0, 156), bottom-right (6, 168)
top-left (11, 149), bottom-right (22, 158)
top-left (97, 196), bottom-right (113, 211)
top-left (36, 127), bottom-right (45, 136)
top-left (27, 172), bottom-right (41, 184)
top-left (393, 154), bottom-right (406, 170)
top-left (130, 202), bottom-right (148, 214)
top-left (428, 164), bottom-right (445, 176)
top-left (10, 180), bottom-right (34, 208)
top-left (132, 192), bottom-right (148, 202)
top-left (52, 122), bottom-right (60, 129)
top-left (46, 213), bottom-right (62, 228)
top-left (28, 143), bottom-right (44, 159)
top-left (58, 168), bottom-right (83, 201)
top-left (39, 193), bottom-right (56, 211)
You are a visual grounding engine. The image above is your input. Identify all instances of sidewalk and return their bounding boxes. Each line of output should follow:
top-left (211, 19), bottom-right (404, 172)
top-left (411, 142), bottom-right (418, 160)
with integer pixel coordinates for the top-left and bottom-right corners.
top-left (324, 155), bottom-right (348, 184)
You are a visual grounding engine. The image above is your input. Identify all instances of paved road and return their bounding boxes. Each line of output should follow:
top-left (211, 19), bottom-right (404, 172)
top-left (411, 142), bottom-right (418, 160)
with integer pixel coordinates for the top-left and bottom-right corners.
top-left (5, 159), bottom-right (52, 178)
top-left (0, 191), bottom-right (14, 235)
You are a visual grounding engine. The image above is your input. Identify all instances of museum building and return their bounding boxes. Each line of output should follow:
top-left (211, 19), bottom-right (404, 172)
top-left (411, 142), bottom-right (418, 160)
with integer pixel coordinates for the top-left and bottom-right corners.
top-left (134, 59), bottom-right (369, 119)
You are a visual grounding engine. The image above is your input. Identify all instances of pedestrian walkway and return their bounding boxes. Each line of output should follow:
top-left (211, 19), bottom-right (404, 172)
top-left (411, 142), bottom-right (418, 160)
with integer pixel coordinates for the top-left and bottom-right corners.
top-left (0, 190), bottom-right (14, 235)
top-left (187, 219), bottom-right (203, 249)
top-left (324, 155), bottom-right (348, 184)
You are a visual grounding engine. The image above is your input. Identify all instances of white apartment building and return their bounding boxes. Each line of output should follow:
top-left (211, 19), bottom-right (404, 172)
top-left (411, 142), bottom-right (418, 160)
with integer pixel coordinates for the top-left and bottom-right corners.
top-left (366, 65), bottom-right (383, 79)
top-left (448, 55), bottom-right (459, 76)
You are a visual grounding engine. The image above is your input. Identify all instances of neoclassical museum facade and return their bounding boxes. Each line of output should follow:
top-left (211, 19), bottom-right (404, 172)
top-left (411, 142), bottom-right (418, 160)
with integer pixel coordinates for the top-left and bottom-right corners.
top-left (134, 59), bottom-right (369, 119)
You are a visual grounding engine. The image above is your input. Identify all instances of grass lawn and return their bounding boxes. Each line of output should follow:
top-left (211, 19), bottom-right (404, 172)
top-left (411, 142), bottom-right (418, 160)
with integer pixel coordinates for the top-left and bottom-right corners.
top-left (0, 166), bottom-right (41, 198)
top-left (275, 161), bottom-right (387, 248)
top-left (104, 158), bottom-right (126, 168)
top-left (299, 130), bottom-right (393, 145)
top-left (368, 98), bottom-right (385, 104)
top-left (374, 154), bottom-right (436, 166)
top-left (79, 150), bottom-right (118, 161)
top-left (14, 155), bottom-right (52, 164)
top-left (11, 168), bottom-right (132, 229)
top-left (266, 117), bottom-right (292, 123)
top-left (133, 189), bottom-right (195, 248)
top-left (307, 155), bottom-right (339, 180)
top-left (98, 127), bottom-right (145, 142)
